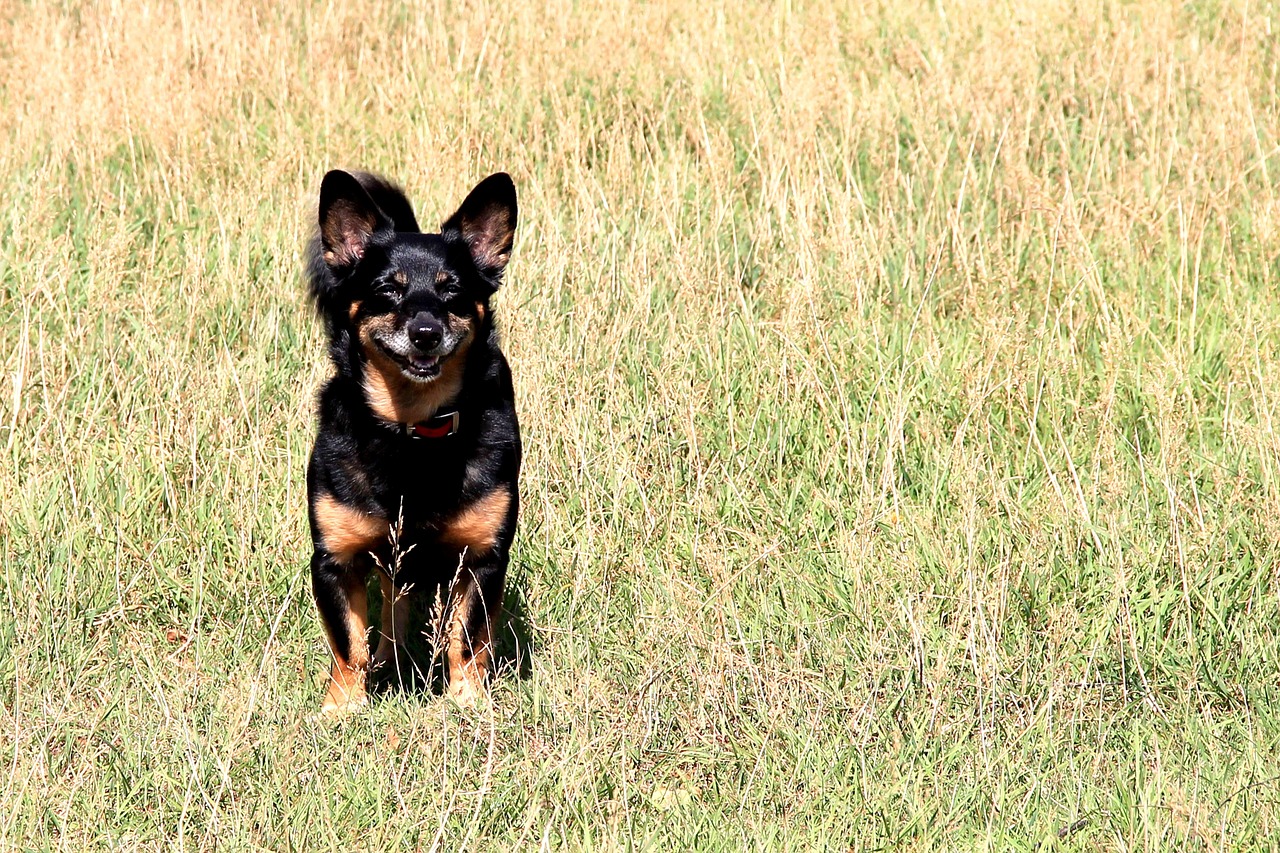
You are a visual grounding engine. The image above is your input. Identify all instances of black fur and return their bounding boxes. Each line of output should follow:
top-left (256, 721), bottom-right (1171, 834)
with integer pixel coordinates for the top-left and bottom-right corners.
top-left (304, 170), bottom-right (521, 711)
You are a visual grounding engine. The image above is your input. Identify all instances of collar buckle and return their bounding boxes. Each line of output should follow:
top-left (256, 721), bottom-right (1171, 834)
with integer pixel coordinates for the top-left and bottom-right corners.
top-left (405, 410), bottom-right (459, 439)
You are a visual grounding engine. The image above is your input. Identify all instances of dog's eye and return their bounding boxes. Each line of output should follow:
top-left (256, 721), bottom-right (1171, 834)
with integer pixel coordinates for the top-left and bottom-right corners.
top-left (439, 281), bottom-right (462, 299)
top-left (374, 280), bottom-right (403, 298)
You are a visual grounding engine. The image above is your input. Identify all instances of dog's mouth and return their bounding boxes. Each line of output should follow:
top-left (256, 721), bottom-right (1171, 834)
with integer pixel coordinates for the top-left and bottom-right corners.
top-left (377, 341), bottom-right (446, 382)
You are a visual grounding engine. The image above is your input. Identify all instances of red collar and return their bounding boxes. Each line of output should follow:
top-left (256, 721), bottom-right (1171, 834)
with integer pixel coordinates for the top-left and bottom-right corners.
top-left (403, 410), bottom-right (459, 439)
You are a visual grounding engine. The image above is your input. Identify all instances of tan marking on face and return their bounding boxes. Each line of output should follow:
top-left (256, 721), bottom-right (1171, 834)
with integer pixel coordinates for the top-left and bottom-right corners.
top-left (348, 300), bottom-right (362, 321)
top-left (475, 301), bottom-right (485, 323)
top-left (393, 270), bottom-right (408, 285)
top-left (445, 568), bottom-right (501, 706)
top-left (439, 486), bottom-right (511, 556)
top-left (447, 311), bottom-right (476, 340)
top-left (372, 571), bottom-right (412, 671)
top-left (358, 313), bottom-right (475, 424)
top-left (320, 581), bottom-right (370, 714)
top-left (436, 270), bottom-right (450, 284)
top-left (313, 494), bottom-right (388, 564)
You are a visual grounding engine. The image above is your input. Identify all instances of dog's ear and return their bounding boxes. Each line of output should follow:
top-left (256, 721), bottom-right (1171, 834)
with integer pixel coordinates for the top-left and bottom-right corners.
top-left (319, 170), bottom-right (393, 270)
top-left (441, 173), bottom-right (518, 278)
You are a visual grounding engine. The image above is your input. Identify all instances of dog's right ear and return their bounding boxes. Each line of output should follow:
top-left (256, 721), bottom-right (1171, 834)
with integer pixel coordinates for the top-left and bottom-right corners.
top-left (318, 170), bottom-right (393, 270)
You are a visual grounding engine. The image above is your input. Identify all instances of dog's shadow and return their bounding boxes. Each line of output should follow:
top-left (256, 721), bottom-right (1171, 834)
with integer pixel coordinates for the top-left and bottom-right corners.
top-left (366, 573), bottom-right (535, 701)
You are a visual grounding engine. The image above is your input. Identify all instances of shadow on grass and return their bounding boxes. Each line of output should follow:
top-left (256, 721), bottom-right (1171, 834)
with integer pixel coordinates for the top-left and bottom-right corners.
top-left (365, 570), bottom-right (535, 703)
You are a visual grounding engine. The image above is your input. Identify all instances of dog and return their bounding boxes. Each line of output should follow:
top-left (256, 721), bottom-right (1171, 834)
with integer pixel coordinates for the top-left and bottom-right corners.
top-left (304, 170), bottom-right (520, 714)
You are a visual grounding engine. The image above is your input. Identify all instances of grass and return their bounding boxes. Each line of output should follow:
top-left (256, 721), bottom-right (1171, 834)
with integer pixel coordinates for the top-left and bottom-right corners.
top-left (3, 0), bottom-right (1280, 848)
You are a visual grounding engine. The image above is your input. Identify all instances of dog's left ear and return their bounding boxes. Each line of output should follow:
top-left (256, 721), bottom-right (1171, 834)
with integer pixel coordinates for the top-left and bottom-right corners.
top-left (442, 173), bottom-right (518, 278)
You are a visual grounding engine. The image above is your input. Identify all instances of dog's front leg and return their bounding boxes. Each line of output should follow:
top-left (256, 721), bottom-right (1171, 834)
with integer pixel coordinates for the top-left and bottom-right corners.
top-left (444, 557), bottom-right (506, 707)
top-left (312, 553), bottom-right (372, 715)
top-left (438, 484), bottom-right (515, 706)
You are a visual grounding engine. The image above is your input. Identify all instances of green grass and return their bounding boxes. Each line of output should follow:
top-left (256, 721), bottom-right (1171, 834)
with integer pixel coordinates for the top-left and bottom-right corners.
top-left (3, 0), bottom-right (1280, 848)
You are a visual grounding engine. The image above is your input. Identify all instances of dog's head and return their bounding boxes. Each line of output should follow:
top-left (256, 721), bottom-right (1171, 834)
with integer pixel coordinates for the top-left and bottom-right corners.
top-left (315, 171), bottom-right (517, 387)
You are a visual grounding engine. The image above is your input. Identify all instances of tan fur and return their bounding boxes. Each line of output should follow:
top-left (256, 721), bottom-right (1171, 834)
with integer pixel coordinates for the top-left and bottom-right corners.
top-left (348, 299), bottom-right (362, 320)
top-left (358, 313), bottom-right (474, 424)
top-left (439, 486), bottom-right (511, 556)
top-left (313, 494), bottom-right (387, 564)
top-left (320, 581), bottom-right (370, 714)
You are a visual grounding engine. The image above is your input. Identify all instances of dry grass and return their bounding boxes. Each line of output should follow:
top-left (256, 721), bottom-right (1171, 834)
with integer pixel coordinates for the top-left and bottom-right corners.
top-left (3, 0), bottom-right (1280, 848)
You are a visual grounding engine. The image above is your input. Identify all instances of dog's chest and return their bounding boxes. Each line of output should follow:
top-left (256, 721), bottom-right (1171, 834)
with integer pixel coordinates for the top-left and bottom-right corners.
top-left (362, 450), bottom-right (468, 519)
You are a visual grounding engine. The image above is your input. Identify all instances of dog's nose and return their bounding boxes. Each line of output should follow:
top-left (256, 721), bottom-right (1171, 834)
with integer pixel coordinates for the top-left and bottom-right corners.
top-left (407, 315), bottom-right (443, 351)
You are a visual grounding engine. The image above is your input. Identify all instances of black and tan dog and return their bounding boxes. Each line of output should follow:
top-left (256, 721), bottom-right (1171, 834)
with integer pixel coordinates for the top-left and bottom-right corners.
top-left (304, 170), bottom-right (520, 714)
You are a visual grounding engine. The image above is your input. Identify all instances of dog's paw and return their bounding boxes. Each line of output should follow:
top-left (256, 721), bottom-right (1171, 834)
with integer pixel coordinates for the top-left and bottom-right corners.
top-left (318, 683), bottom-right (369, 718)
top-left (446, 676), bottom-right (488, 709)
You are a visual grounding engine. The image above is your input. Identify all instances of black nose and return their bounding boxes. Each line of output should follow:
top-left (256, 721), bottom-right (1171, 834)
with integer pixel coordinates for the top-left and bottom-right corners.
top-left (407, 315), bottom-right (443, 351)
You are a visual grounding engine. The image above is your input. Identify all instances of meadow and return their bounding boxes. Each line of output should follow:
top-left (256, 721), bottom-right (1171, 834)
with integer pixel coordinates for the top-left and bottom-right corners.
top-left (3, 0), bottom-right (1280, 848)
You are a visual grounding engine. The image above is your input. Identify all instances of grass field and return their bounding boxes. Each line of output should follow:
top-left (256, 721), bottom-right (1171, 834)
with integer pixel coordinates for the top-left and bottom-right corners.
top-left (3, 0), bottom-right (1280, 848)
